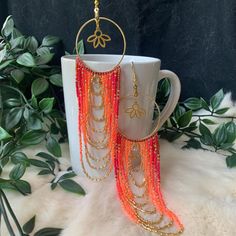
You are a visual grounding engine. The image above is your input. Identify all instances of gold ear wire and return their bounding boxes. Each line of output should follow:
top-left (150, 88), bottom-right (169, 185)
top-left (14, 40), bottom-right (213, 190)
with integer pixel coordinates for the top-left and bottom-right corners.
top-left (131, 62), bottom-right (139, 98)
top-left (86, 0), bottom-right (112, 49)
top-left (125, 62), bottom-right (146, 119)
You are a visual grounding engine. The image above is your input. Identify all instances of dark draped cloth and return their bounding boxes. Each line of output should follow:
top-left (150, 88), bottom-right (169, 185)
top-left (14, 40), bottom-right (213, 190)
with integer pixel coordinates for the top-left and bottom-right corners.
top-left (1, 0), bottom-right (236, 99)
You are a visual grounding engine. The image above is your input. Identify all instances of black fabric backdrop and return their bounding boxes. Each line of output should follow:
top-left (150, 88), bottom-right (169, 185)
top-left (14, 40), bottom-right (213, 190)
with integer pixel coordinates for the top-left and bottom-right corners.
top-left (1, 0), bottom-right (236, 100)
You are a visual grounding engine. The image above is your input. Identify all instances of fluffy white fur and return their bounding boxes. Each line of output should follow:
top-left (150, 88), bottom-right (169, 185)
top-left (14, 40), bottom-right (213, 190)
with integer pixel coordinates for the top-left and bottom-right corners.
top-left (1, 94), bottom-right (236, 236)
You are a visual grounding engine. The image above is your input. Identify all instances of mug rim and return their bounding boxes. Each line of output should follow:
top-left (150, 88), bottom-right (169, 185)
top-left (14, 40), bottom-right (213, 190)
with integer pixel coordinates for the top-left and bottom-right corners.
top-left (61, 54), bottom-right (161, 64)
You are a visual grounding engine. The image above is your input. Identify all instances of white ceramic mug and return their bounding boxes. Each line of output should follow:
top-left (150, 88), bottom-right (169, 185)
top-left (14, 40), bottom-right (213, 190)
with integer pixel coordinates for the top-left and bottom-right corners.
top-left (61, 55), bottom-right (181, 174)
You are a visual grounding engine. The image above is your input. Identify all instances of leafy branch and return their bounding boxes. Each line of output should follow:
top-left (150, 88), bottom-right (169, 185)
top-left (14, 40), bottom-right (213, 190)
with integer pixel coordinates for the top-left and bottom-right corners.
top-left (0, 16), bottom-right (85, 235)
top-left (157, 80), bottom-right (236, 167)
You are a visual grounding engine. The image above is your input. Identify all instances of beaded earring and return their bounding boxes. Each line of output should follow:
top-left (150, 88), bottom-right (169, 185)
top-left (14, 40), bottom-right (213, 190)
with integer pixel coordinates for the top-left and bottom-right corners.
top-left (115, 63), bottom-right (184, 235)
top-left (75, 0), bottom-right (126, 181)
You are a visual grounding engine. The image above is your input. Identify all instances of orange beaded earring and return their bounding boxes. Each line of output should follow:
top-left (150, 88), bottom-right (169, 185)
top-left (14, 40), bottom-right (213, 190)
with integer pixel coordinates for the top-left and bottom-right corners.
top-left (114, 63), bottom-right (184, 235)
top-left (75, 0), bottom-right (126, 181)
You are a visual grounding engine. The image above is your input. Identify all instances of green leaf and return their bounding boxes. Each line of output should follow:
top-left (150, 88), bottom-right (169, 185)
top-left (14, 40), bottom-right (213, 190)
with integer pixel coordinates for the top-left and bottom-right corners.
top-left (226, 154), bottom-right (236, 168)
top-left (189, 120), bottom-right (198, 127)
top-left (38, 169), bottom-right (52, 175)
top-left (0, 46), bottom-right (6, 63)
top-left (28, 36), bottom-right (38, 53)
top-left (35, 53), bottom-right (54, 65)
top-left (9, 163), bottom-right (26, 180)
top-left (46, 136), bottom-right (62, 157)
top-left (159, 130), bottom-right (183, 142)
top-left (0, 127), bottom-right (12, 141)
top-left (34, 227), bottom-right (62, 236)
top-left (50, 123), bottom-right (59, 134)
top-left (10, 36), bottom-right (24, 49)
top-left (0, 178), bottom-right (10, 186)
top-left (49, 74), bottom-right (63, 87)
top-left (4, 98), bottom-right (21, 107)
top-left (213, 124), bottom-right (227, 146)
top-left (56, 118), bottom-right (67, 136)
top-left (199, 123), bottom-right (213, 146)
top-left (182, 126), bottom-right (198, 132)
top-left (170, 117), bottom-right (177, 127)
top-left (31, 95), bottom-right (38, 108)
top-left (20, 130), bottom-right (46, 145)
top-left (76, 40), bottom-right (85, 55)
top-left (184, 98), bottom-right (202, 110)
top-left (42, 35), bottom-right (60, 46)
top-left (1, 141), bottom-right (15, 157)
top-left (37, 47), bottom-right (50, 55)
top-left (0, 59), bottom-right (14, 70)
top-left (159, 78), bottom-right (170, 97)
top-left (29, 159), bottom-right (49, 169)
top-left (39, 98), bottom-right (54, 114)
top-left (1, 156), bottom-right (9, 167)
top-left (214, 107), bottom-right (229, 115)
top-left (199, 123), bottom-right (212, 137)
top-left (174, 105), bottom-right (185, 120)
top-left (12, 27), bottom-right (22, 38)
top-left (210, 89), bottom-right (224, 110)
top-left (1, 15), bottom-right (14, 37)
top-left (225, 121), bottom-right (236, 143)
top-left (183, 138), bottom-right (202, 149)
top-left (23, 108), bottom-right (29, 120)
top-left (177, 110), bottom-right (192, 127)
top-left (170, 117), bottom-right (178, 127)
top-left (200, 98), bottom-right (210, 111)
top-left (5, 107), bottom-right (23, 130)
top-left (11, 152), bottom-right (29, 165)
top-left (13, 179), bottom-right (31, 195)
top-left (219, 143), bottom-right (234, 150)
top-left (31, 78), bottom-right (49, 96)
top-left (36, 152), bottom-right (59, 163)
top-left (22, 37), bottom-right (31, 49)
top-left (17, 52), bottom-right (36, 67)
top-left (27, 114), bottom-right (42, 130)
top-left (201, 119), bottom-right (216, 125)
top-left (11, 69), bottom-right (25, 83)
top-left (59, 171), bottom-right (77, 181)
top-left (23, 215), bottom-right (36, 234)
top-left (59, 179), bottom-right (86, 195)
top-left (51, 182), bottom-right (57, 190)
top-left (0, 178), bottom-right (15, 190)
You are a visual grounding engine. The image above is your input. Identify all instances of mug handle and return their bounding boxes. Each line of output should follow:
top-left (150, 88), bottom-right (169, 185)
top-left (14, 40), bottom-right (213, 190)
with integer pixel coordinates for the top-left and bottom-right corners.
top-left (157, 70), bottom-right (181, 129)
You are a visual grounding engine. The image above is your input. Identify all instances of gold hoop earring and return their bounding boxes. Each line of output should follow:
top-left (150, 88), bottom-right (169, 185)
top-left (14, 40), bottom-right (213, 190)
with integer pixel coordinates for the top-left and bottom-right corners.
top-left (75, 0), bottom-right (126, 181)
top-left (75, 0), bottom-right (126, 73)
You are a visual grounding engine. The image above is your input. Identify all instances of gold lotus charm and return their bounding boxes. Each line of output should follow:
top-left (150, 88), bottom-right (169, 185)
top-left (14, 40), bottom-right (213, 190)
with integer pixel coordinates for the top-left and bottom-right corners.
top-left (87, 29), bottom-right (111, 48)
top-left (125, 101), bottom-right (146, 119)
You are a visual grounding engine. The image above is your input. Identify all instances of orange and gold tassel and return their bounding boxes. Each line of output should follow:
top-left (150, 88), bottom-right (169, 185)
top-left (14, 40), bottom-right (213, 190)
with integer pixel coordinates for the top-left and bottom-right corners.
top-left (114, 132), bottom-right (184, 235)
top-left (76, 57), bottom-right (120, 181)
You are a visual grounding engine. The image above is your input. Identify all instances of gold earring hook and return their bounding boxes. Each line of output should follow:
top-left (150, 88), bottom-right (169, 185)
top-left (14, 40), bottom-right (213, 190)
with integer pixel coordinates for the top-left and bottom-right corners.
top-left (131, 62), bottom-right (139, 98)
top-left (94, 0), bottom-right (100, 30)
top-left (124, 62), bottom-right (146, 119)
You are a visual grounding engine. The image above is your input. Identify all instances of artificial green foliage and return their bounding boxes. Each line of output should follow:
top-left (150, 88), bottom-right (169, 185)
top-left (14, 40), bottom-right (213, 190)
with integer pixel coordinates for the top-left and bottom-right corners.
top-left (0, 16), bottom-right (67, 165)
top-left (0, 16), bottom-right (85, 235)
top-left (22, 215), bottom-right (36, 234)
top-left (158, 82), bottom-right (236, 168)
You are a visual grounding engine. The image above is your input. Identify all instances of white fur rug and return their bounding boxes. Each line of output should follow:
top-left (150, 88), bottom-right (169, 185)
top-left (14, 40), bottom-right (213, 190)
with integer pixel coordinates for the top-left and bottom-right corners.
top-left (1, 94), bottom-right (236, 236)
